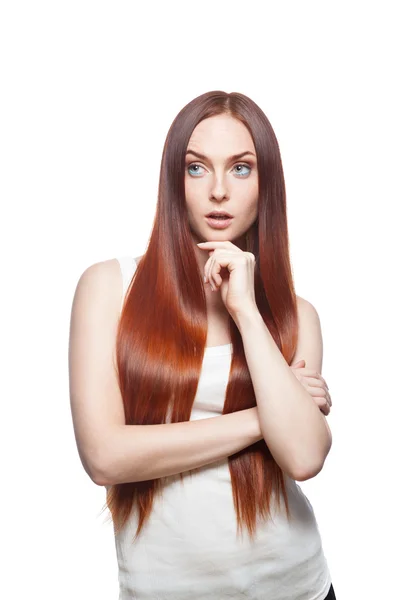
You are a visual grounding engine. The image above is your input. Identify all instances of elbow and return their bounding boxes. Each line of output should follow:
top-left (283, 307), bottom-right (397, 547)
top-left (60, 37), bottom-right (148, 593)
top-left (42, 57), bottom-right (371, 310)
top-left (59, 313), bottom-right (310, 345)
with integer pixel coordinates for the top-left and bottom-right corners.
top-left (293, 461), bottom-right (323, 482)
top-left (89, 449), bottom-right (111, 487)
top-left (293, 449), bottom-right (331, 481)
top-left (280, 455), bottom-right (323, 483)
top-left (94, 446), bottom-right (117, 486)
top-left (92, 466), bottom-right (109, 487)
top-left (294, 427), bottom-right (333, 482)
top-left (78, 450), bottom-right (108, 487)
top-left (89, 428), bottom-right (122, 486)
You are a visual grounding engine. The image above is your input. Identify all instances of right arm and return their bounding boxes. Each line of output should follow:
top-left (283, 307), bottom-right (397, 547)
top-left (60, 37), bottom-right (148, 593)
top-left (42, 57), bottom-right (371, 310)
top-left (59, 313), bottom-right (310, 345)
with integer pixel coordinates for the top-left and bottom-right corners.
top-left (68, 259), bottom-right (263, 487)
top-left (99, 408), bottom-right (262, 486)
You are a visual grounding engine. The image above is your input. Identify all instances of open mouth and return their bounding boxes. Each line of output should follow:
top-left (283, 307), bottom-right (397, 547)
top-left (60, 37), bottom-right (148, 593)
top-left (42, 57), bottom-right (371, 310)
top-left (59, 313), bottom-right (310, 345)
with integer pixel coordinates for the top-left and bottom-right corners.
top-left (205, 215), bottom-right (234, 228)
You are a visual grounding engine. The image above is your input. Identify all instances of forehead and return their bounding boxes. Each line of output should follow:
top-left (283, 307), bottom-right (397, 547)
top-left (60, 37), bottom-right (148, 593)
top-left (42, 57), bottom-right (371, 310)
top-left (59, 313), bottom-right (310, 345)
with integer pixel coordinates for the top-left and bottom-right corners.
top-left (187, 114), bottom-right (255, 156)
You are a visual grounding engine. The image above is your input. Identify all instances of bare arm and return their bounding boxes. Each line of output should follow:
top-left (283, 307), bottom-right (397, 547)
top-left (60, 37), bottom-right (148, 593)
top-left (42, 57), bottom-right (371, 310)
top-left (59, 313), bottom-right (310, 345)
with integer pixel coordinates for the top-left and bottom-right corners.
top-left (233, 300), bottom-right (332, 482)
top-left (68, 259), bottom-right (262, 487)
top-left (100, 408), bottom-right (262, 486)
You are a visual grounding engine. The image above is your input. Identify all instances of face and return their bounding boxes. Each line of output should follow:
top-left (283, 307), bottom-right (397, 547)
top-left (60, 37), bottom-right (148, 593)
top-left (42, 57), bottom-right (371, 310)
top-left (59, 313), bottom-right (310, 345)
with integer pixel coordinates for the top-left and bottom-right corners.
top-left (184, 114), bottom-right (259, 251)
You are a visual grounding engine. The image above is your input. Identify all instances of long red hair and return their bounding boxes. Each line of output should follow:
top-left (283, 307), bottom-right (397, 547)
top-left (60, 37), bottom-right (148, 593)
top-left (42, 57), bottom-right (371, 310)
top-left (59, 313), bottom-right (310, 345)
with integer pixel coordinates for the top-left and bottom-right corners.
top-left (100, 90), bottom-right (299, 544)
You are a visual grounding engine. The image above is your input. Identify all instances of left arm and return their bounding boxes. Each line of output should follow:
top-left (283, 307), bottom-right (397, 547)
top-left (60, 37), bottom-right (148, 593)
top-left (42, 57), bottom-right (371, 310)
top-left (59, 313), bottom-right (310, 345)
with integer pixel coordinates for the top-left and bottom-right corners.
top-left (234, 296), bottom-right (332, 482)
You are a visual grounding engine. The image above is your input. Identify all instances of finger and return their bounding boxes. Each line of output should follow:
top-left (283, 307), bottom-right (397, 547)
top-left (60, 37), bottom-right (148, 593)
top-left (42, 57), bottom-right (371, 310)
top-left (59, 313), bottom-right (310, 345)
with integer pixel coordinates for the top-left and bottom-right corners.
top-left (307, 386), bottom-right (330, 405)
top-left (301, 382), bottom-right (331, 410)
top-left (298, 369), bottom-right (329, 389)
top-left (307, 386), bottom-right (327, 398)
top-left (292, 360), bottom-right (305, 366)
top-left (210, 258), bottom-right (224, 290)
top-left (313, 396), bottom-right (328, 415)
top-left (208, 252), bottom-right (235, 290)
top-left (212, 259), bottom-right (223, 287)
top-left (209, 257), bottom-right (217, 291)
top-left (303, 377), bottom-right (325, 389)
top-left (205, 257), bottom-right (216, 290)
top-left (204, 259), bottom-right (210, 286)
top-left (322, 403), bottom-right (330, 416)
top-left (296, 375), bottom-right (330, 405)
top-left (205, 257), bottom-right (212, 289)
top-left (324, 390), bottom-right (332, 407)
top-left (320, 390), bottom-right (332, 407)
top-left (316, 398), bottom-right (330, 416)
top-left (320, 376), bottom-right (329, 390)
top-left (210, 257), bottom-right (220, 291)
top-left (298, 380), bottom-right (324, 398)
top-left (314, 375), bottom-right (329, 391)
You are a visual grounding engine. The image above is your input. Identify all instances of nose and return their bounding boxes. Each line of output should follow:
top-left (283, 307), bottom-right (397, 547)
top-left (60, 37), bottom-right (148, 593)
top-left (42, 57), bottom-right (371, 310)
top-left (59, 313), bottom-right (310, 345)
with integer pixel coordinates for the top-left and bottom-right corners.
top-left (210, 184), bottom-right (228, 201)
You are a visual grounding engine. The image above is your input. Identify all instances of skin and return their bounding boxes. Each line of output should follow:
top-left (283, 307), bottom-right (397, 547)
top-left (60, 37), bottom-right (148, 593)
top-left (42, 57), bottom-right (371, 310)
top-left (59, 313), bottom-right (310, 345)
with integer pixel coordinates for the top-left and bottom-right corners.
top-left (137, 113), bottom-right (331, 410)
top-left (184, 113), bottom-right (259, 307)
top-left (182, 114), bottom-right (332, 414)
top-left (182, 115), bottom-right (332, 475)
top-left (68, 115), bottom-right (331, 491)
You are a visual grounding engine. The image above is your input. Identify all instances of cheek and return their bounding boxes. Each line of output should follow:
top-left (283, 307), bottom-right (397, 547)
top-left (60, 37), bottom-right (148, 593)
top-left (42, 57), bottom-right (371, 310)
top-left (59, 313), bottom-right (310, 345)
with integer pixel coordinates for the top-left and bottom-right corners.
top-left (185, 178), bottom-right (206, 197)
top-left (185, 184), bottom-right (206, 216)
top-left (240, 188), bottom-right (258, 215)
top-left (238, 176), bottom-right (258, 196)
top-left (245, 200), bottom-right (259, 224)
top-left (184, 197), bottom-right (201, 222)
top-left (184, 182), bottom-right (197, 208)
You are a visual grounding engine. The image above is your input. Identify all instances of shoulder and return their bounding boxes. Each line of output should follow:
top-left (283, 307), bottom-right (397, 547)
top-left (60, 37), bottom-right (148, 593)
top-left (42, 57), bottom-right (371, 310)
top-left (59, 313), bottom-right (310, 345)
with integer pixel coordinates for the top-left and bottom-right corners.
top-left (291, 295), bottom-right (323, 372)
top-left (72, 258), bottom-right (123, 316)
top-left (296, 295), bottom-right (321, 326)
top-left (77, 258), bottom-right (121, 289)
top-left (74, 255), bottom-right (143, 309)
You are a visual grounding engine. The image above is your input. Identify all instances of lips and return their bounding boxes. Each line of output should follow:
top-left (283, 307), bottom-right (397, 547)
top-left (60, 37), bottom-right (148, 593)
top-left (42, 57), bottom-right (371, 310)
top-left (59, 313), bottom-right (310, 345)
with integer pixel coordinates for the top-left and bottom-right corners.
top-left (205, 215), bottom-right (234, 229)
top-left (205, 212), bottom-right (233, 219)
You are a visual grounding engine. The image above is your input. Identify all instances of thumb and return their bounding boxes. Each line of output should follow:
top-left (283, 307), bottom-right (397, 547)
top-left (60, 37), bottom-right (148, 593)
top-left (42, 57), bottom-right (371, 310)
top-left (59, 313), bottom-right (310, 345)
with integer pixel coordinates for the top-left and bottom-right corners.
top-left (292, 359), bottom-right (306, 367)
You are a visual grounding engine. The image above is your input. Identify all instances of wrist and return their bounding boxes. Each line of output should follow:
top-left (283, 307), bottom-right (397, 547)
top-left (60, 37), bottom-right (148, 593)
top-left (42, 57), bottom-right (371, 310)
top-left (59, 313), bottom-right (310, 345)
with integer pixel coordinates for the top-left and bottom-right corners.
top-left (232, 305), bottom-right (264, 333)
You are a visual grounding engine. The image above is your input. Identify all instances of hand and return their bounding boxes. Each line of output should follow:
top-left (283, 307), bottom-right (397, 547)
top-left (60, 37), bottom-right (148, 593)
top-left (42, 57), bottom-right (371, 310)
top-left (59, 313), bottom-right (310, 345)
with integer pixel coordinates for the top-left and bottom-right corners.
top-left (197, 240), bottom-right (257, 317)
top-left (290, 359), bottom-right (332, 416)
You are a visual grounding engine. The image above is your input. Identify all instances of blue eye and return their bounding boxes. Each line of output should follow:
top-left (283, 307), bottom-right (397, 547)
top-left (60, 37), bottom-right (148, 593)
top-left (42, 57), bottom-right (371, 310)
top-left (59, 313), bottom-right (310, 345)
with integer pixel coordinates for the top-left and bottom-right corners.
top-left (187, 163), bottom-right (251, 177)
top-left (233, 164), bottom-right (251, 176)
top-left (187, 164), bottom-right (205, 176)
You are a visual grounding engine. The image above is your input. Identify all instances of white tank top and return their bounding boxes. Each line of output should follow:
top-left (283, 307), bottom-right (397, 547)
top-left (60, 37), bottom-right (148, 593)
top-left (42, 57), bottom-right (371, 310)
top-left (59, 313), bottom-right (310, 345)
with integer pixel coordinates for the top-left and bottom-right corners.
top-left (109, 256), bottom-right (332, 600)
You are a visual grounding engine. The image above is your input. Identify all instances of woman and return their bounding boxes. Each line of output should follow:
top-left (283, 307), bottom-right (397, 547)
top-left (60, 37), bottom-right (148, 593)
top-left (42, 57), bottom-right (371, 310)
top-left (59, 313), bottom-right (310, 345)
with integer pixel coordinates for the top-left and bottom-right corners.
top-left (69, 90), bottom-right (336, 599)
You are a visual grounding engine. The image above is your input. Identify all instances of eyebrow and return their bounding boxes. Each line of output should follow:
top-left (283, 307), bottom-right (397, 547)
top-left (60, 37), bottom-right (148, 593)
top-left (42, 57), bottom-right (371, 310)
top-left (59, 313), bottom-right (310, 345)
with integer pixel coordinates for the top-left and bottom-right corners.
top-left (185, 149), bottom-right (256, 162)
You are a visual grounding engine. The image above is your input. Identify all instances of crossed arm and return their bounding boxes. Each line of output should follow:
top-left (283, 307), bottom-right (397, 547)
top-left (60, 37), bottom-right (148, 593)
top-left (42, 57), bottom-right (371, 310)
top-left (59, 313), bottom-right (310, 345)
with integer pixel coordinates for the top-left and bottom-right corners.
top-left (234, 295), bottom-right (333, 482)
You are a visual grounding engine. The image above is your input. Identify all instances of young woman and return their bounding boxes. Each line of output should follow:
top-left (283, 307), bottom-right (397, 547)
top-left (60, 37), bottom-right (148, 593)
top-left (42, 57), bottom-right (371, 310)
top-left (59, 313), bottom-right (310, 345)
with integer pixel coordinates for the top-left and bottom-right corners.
top-left (69, 90), bottom-right (336, 599)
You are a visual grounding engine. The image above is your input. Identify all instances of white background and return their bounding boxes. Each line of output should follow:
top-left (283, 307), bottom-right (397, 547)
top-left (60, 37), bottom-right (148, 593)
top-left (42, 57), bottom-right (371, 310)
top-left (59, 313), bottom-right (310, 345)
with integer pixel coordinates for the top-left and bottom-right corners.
top-left (1, 1), bottom-right (398, 598)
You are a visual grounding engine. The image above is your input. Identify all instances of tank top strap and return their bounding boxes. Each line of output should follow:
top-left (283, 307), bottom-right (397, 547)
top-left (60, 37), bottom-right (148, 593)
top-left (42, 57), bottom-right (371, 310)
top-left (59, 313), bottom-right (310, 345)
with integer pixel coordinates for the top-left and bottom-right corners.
top-left (116, 256), bottom-right (137, 313)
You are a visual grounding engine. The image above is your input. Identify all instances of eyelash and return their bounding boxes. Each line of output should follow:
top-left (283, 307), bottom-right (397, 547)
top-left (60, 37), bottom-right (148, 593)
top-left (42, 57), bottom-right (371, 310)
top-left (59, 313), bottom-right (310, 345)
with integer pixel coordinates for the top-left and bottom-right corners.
top-left (186, 163), bottom-right (252, 177)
